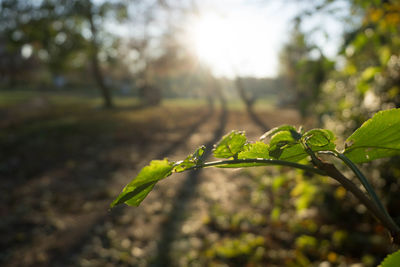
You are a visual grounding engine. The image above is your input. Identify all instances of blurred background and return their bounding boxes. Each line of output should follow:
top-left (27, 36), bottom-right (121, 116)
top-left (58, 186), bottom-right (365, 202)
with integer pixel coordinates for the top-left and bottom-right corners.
top-left (1, 0), bottom-right (400, 266)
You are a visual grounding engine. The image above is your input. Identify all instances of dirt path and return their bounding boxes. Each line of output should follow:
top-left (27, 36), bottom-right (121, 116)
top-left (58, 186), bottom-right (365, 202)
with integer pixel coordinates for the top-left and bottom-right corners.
top-left (1, 104), bottom-right (215, 267)
top-left (1, 101), bottom-right (302, 267)
top-left (50, 107), bottom-right (229, 267)
top-left (154, 102), bottom-right (228, 265)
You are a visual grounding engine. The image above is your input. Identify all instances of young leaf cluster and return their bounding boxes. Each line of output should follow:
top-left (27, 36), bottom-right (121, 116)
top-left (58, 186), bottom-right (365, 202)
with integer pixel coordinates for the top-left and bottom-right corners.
top-left (111, 108), bottom-right (400, 209)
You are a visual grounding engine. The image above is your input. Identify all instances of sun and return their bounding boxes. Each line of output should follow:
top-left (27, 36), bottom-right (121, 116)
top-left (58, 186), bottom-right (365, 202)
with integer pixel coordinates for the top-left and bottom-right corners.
top-left (187, 12), bottom-right (277, 78)
top-left (191, 15), bottom-right (232, 65)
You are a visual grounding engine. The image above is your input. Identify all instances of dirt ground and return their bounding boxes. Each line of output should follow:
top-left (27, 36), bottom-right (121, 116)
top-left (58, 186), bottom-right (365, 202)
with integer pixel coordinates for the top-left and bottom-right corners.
top-left (2, 96), bottom-right (395, 267)
top-left (0, 96), bottom-right (305, 267)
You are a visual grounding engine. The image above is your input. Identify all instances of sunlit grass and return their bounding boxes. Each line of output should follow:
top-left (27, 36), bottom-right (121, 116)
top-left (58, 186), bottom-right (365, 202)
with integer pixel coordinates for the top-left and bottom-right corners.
top-left (0, 90), bottom-right (38, 107)
top-left (0, 89), bottom-right (277, 111)
top-left (226, 97), bottom-right (277, 111)
top-left (0, 90), bottom-right (140, 108)
top-left (163, 97), bottom-right (208, 108)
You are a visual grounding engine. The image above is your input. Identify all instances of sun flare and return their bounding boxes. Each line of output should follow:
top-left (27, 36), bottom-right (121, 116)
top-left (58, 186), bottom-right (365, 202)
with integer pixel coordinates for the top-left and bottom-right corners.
top-left (187, 13), bottom-right (278, 78)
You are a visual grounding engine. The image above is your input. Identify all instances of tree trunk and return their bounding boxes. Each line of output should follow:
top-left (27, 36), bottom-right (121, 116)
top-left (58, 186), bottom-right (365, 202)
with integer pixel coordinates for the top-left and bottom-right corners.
top-left (90, 51), bottom-right (113, 108)
top-left (87, 3), bottom-right (113, 108)
top-left (235, 77), bottom-right (270, 132)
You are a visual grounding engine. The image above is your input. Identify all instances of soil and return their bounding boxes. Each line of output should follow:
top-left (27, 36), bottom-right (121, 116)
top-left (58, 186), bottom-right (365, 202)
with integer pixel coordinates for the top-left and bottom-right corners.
top-left (0, 99), bottom-right (302, 266)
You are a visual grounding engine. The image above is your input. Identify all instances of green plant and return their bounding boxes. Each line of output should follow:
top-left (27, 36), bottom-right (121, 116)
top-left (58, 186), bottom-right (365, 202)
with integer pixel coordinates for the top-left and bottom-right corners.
top-left (380, 249), bottom-right (400, 267)
top-left (111, 108), bottom-right (400, 248)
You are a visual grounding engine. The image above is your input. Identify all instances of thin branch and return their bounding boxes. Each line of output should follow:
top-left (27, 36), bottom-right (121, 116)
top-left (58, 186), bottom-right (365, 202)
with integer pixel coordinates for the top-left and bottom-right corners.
top-left (184, 158), bottom-right (326, 175)
top-left (336, 152), bottom-right (389, 217)
top-left (180, 154), bottom-right (400, 244)
top-left (319, 151), bottom-right (400, 242)
top-left (317, 161), bottom-right (400, 245)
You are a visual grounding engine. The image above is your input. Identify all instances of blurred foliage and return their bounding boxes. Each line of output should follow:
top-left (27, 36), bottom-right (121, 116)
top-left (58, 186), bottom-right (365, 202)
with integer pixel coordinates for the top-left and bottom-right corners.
top-left (0, 0), bottom-right (203, 107)
top-left (313, 1), bottom-right (400, 249)
top-left (0, 0), bottom-right (125, 78)
top-left (167, 0), bottom-right (400, 265)
top-left (279, 19), bottom-right (334, 120)
top-left (316, 0), bottom-right (400, 133)
top-left (276, 0), bottom-right (400, 264)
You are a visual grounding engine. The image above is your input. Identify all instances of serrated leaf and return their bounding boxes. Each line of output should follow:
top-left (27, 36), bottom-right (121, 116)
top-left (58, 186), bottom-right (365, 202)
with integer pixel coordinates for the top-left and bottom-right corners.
top-left (174, 145), bottom-right (206, 172)
top-left (111, 159), bottom-right (173, 207)
top-left (267, 129), bottom-right (336, 162)
top-left (269, 131), bottom-right (298, 159)
top-left (270, 131), bottom-right (296, 146)
top-left (238, 142), bottom-right (270, 159)
top-left (303, 129), bottom-right (336, 151)
top-left (379, 250), bottom-right (400, 267)
top-left (213, 130), bottom-right (247, 158)
top-left (269, 144), bottom-right (286, 159)
top-left (260, 125), bottom-right (298, 140)
top-left (344, 108), bottom-right (400, 163)
top-left (215, 162), bottom-right (267, 168)
top-left (278, 143), bottom-right (309, 162)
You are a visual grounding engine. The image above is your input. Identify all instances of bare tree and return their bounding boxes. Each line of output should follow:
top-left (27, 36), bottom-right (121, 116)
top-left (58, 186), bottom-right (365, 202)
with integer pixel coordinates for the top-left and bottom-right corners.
top-left (235, 76), bottom-right (270, 131)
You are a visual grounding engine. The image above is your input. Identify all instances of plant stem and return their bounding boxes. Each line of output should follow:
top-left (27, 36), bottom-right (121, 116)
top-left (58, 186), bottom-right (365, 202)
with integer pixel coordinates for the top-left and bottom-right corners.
top-left (316, 160), bottom-right (400, 245)
top-left (335, 152), bottom-right (389, 216)
top-left (185, 156), bottom-right (400, 245)
top-left (188, 158), bottom-right (326, 175)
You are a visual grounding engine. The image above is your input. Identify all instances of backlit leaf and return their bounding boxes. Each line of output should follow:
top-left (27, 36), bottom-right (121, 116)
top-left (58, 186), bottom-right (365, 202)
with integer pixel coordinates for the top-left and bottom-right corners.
top-left (215, 162), bottom-right (268, 168)
top-left (174, 145), bottom-right (206, 172)
top-left (260, 125), bottom-right (298, 140)
top-left (344, 108), bottom-right (400, 163)
top-left (268, 131), bottom-right (297, 158)
top-left (238, 142), bottom-right (270, 159)
top-left (267, 129), bottom-right (336, 162)
top-left (268, 131), bottom-right (306, 161)
top-left (213, 130), bottom-right (247, 158)
top-left (278, 143), bottom-right (309, 162)
top-left (304, 129), bottom-right (336, 151)
top-left (111, 159), bottom-right (173, 207)
top-left (379, 250), bottom-right (400, 267)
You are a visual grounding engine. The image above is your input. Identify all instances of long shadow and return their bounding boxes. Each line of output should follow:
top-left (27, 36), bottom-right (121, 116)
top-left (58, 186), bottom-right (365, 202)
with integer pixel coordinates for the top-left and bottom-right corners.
top-left (154, 98), bottom-right (228, 266)
top-left (246, 105), bottom-right (270, 132)
top-left (44, 103), bottom-right (215, 267)
top-left (157, 103), bottom-right (214, 159)
top-left (235, 77), bottom-right (270, 132)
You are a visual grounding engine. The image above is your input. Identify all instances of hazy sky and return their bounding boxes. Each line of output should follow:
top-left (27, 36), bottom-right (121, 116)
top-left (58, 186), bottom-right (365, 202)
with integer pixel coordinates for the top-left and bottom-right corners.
top-left (184, 0), bottom-right (346, 78)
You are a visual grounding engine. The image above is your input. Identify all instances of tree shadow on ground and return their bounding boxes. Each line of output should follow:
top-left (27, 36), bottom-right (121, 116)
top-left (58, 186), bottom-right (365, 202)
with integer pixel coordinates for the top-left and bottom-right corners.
top-left (154, 99), bottom-right (228, 266)
top-left (0, 101), bottom-right (213, 267)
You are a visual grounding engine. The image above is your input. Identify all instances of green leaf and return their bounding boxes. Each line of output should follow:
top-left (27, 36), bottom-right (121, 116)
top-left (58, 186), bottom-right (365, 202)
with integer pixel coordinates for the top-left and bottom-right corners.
top-left (238, 142), bottom-right (270, 159)
top-left (268, 131), bottom-right (297, 158)
top-left (344, 108), bottom-right (400, 163)
top-left (267, 128), bottom-right (336, 162)
top-left (303, 129), bottom-right (336, 151)
top-left (174, 145), bottom-right (206, 172)
top-left (111, 159), bottom-right (173, 207)
top-left (215, 162), bottom-right (268, 168)
top-left (268, 130), bottom-right (306, 160)
top-left (260, 125), bottom-right (298, 140)
top-left (379, 250), bottom-right (400, 267)
top-left (213, 130), bottom-right (247, 158)
top-left (278, 143), bottom-right (309, 162)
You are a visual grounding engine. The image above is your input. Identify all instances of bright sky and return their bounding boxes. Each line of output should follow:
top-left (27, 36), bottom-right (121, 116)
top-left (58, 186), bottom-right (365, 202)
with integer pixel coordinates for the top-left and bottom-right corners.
top-left (184, 0), bottom-right (345, 78)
